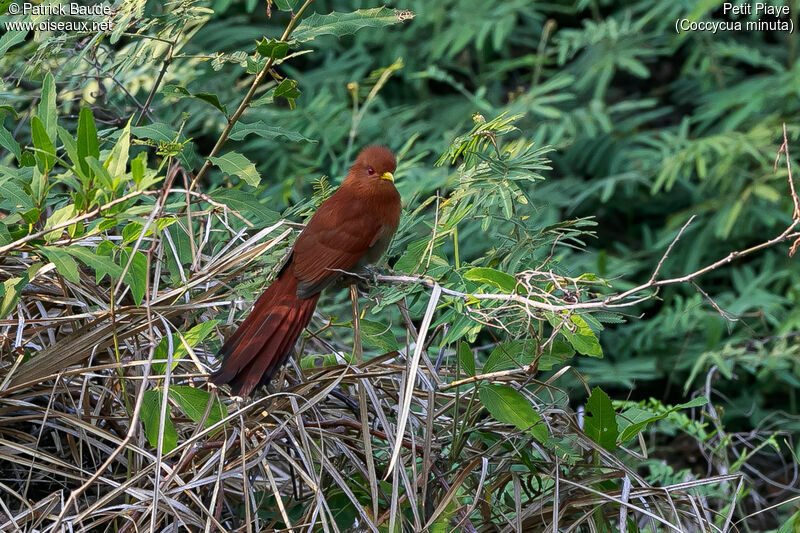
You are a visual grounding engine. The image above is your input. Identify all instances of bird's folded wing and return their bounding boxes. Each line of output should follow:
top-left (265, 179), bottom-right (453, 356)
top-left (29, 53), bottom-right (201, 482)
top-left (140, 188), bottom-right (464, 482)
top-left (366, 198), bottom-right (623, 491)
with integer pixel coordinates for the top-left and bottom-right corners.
top-left (291, 197), bottom-right (382, 296)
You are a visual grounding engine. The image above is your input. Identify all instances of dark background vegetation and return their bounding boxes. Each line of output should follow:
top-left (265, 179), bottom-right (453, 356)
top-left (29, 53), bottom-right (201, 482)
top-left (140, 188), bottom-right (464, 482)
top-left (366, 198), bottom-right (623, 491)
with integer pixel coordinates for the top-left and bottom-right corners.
top-left (1, 0), bottom-right (800, 530)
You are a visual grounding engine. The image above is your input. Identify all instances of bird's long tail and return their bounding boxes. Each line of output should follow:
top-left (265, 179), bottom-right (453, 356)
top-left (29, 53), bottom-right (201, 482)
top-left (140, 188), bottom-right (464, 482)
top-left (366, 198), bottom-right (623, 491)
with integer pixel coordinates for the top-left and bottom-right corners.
top-left (210, 269), bottom-right (319, 397)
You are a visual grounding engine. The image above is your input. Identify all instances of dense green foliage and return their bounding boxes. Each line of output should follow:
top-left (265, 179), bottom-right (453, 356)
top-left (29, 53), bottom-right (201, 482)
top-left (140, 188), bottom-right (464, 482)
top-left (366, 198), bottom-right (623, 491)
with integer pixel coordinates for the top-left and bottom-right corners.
top-left (1, 0), bottom-right (800, 530)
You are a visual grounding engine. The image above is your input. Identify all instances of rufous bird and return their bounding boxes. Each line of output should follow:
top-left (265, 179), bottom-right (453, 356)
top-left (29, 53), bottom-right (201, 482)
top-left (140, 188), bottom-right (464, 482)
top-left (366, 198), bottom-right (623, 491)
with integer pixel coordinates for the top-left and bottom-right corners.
top-left (210, 146), bottom-right (400, 397)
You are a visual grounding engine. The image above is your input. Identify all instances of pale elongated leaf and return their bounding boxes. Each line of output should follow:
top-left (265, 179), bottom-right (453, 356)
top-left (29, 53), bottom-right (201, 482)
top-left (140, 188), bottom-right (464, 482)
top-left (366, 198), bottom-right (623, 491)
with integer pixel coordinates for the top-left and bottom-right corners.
top-left (293, 7), bottom-right (408, 43)
top-left (37, 72), bottom-right (57, 141)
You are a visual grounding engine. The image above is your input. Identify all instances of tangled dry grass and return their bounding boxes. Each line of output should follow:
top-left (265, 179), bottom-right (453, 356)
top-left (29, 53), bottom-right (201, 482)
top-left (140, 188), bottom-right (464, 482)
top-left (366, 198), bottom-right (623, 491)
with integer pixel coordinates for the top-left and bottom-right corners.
top-left (0, 182), bottom-right (765, 532)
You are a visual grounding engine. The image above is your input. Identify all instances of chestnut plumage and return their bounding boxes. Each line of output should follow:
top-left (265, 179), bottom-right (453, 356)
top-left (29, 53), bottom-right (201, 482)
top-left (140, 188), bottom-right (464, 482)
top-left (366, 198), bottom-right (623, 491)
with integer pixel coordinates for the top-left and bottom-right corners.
top-left (210, 146), bottom-right (401, 397)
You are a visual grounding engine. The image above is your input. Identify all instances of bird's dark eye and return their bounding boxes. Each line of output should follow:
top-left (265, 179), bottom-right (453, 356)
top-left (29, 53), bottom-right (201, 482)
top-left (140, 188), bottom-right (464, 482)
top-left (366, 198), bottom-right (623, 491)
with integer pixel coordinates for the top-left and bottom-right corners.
top-left (367, 167), bottom-right (375, 175)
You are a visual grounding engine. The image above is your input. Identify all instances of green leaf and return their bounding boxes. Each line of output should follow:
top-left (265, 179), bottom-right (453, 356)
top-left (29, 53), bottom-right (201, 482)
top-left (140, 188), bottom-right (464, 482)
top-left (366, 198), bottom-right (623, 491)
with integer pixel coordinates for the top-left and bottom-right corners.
top-left (0, 27), bottom-right (26, 56)
top-left (161, 86), bottom-right (227, 116)
top-left (292, 7), bottom-right (408, 43)
top-left (30, 116), bottom-right (56, 172)
top-left (0, 104), bottom-right (18, 119)
top-left (177, 320), bottom-right (219, 357)
top-left (43, 204), bottom-right (77, 242)
top-left (168, 385), bottom-right (227, 428)
top-left (85, 156), bottom-right (114, 190)
top-left (617, 397), bottom-right (707, 443)
top-left (131, 123), bottom-right (177, 143)
top-left (209, 152), bottom-right (261, 187)
top-left (273, 0), bottom-right (298, 10)
top-left (274, 78), bottom-right (301, 100)
top-left (121, 247), bottom-right (148, 306)
top-left (538, 340), bottom-right (575, 371)
top-left (37, 72), bottom-right (57, 141)
top-left (209, 189), bottom-right (280, 225)
top-left (105, 117), bottom-right (131, 183)
top-left (584, 387), bottom-right (618, 451)
top-left (229, 121), bottom-right (315, 143)
top-left (153, 320), bottom-right (220, 374)
top-left (256, 37), bottom-right (289, 60)
top-left (57, 126), bottom-right (83, 179)
top-left (0, 277), bottom-right (23, 319)
top-left (193, 93), bottom-right (228, 116)
top-left (479, 384), bottom-right (547, 442)
top-left (300, 352), bottom-right (341, 370)
top-left (483, 341), bottom-right (528, 374)
top-left (77, 107), bottom-right (100, 179)
top-left (273, 78), bottom-right (301, 109)
top-left (553, 314), bottom-right (603, 358)
top-left (458, 341), bottom-right (475, 377)
top-left (464, 267), bottom-right (518, 293)
top-left (356, 318), bottom-right (398, 352)
top-left (38, 246), bottom-right (81, 284)
top-left (62, 245), bottom-right (122, 282)
top-left (0, 264), bottom-right (41, 319)
top-left (121, 221), bottom-right (149, 245)
top-left (141, 389), bottom-right (178, 453)
top-left (0, 124), bottom-right (21, 161)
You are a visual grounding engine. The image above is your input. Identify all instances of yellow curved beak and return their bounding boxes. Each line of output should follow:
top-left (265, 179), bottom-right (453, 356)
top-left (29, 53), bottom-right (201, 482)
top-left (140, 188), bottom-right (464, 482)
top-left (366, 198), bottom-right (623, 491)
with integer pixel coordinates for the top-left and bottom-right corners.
top-left (380, 172), bottom-right (394, 182)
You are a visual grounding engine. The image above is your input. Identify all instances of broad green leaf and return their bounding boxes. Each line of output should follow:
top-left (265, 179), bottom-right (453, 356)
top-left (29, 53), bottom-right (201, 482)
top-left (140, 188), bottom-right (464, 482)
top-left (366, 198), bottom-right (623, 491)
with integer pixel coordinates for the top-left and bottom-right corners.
top-left (585, 387), bottom-right (618, 451)
top-left (0, 264), bottom-right (41, 319)
top-left (62, 245), bottom-right (123, 282)
top-left (209, 152), bottom-right (260, 187)
top-left (273, 0), bottom-right (298, 10)
top-left (77, 107), bottom-right (100, 179)
top-left (553, 314), bottom-right (603, 358)
top-left (57, 126), bottom-right (83, 179)
top-left (38, 246), bottom-right (81, 284)
top-left (208, 188), bottom-right (274, 219)
top-left (85, 156), bottom-right (114, 190)
top-left (193, 93), bottom-right (227, 116)
top-left (131, 151), bottom-right (146, 186)
top-left (141, 389), bottom-right (178, 453)
top-left (0, 104), bottom-right (17, 118)
top-left (256, 37), bottom-right (289, 59)
top-left (122, 221), bottom-right (149, 245)
top-left (168, 385), bottom-right (227, 428)
top-left (274, 78), bottom-right (301, 100)
top-left (458, 341), bottom-right (475, 377)
top-left (30, 116), bottom-right (55, 172)
top-left (479, 384), bottom-right (547, 442)
top-left (354, 318), bottom-right (399, 352)
top-left (121, 247), bottom-right (148, 306)
top-left (617, 397), bottom-right (707, 443)
top-left (37, 72), bottom-right (57, 141)
top-left (464, 267), bottom-right (518, 293)
top-left (483, 340), bottom-right (529, 374)
top-left (0, 277), bottom-right (23, 319)
top-left (300, 353), bottom-right (341, 369)
top-left (131, 123), bottom-right (177, 143)
top-left (292, 7), bottom-right (407, 43)
top-left (537, 340), bottom-right (575, 371)
top-left (0, 124), bottom-right (21, 161)
top-left (273, 78), bottom-right (300, 109)
top-left (44, 204), bottom-right (77, 242)
top-left (0, 27), bottom-right (26, 56)
top-left (20, 207), bottom-right (40, 224)
top-left (229, 121), bottom-right (315, 143)
top-left (161, 86), bottom-right (227, 115)
top-left (105, 117), bottom-right (131, 183)
top-left (177, 320), bottom-right (219, 358)
top-left (153, 320), bottom-right (220, 374)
